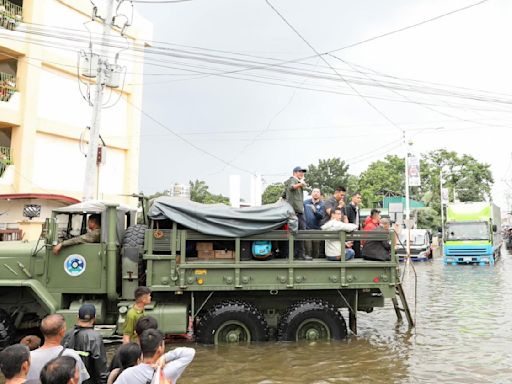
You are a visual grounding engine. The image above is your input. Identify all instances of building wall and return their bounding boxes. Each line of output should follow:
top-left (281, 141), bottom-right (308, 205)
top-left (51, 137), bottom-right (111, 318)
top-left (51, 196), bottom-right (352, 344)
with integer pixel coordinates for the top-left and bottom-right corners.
top-left (0, 0), bottom-right (152, 239)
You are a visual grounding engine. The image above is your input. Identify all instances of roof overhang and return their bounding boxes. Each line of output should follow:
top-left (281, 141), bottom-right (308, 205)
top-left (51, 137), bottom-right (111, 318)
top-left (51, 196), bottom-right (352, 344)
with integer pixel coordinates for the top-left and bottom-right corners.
top-left (0, 193), bottom-right (80, 204)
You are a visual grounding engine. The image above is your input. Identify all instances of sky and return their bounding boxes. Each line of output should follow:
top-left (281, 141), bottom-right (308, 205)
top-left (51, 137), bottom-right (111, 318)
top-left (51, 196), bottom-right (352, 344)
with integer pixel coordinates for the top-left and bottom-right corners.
top-left (133, 0), bottom-right (512, 211)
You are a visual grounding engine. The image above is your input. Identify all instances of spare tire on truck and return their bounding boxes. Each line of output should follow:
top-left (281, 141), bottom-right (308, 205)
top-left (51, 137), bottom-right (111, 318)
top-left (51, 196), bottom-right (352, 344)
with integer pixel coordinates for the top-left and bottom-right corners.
top-left (0, 309), bottom-right (15, 350)
top-left (122, 224), bottom-right (147, 285)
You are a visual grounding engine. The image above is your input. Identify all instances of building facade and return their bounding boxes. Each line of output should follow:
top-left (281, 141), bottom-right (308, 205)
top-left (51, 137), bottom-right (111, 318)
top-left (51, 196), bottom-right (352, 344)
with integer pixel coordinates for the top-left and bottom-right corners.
top-left (0, 0), bottom-right (152, 239)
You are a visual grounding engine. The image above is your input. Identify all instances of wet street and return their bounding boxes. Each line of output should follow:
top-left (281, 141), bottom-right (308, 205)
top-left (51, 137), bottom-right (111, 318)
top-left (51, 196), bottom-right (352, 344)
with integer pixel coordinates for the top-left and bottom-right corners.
top-left (167, 247), bottom-right (512, 383)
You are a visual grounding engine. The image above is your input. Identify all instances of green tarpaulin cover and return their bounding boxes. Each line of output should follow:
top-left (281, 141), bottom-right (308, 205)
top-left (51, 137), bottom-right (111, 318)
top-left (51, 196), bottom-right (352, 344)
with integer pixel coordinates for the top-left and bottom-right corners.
top-left (148, 197), bottom-right (298, 237)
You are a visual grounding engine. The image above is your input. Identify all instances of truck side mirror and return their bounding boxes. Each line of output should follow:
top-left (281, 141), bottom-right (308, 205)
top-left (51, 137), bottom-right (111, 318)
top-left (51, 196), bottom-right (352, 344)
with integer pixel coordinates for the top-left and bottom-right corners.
top-left (492, 224), bottom-right (497, 232)
top-left (44, 218), bottom-right (58, 245)
top-left (437, 227), bottom-right (442, 233)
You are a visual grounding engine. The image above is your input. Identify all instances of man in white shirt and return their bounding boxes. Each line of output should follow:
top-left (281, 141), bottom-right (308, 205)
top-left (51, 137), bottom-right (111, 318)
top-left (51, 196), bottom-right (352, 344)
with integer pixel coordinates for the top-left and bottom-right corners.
top-left (321, 208), bottom-right (357, 261)
top-left (114, 329), bottom-right (195, 384)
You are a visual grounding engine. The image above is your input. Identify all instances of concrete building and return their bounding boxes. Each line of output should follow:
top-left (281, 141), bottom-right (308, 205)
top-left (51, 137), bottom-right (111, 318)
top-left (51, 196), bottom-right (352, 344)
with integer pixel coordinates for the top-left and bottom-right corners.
top-left (0, 0), bottom-right (152, 240)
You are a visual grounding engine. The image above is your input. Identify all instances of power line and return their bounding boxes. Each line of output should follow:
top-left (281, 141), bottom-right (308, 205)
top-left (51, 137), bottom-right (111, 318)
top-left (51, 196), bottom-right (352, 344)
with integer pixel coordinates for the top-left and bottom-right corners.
top-left (265, 0), bottom-right (405, 136)
top-left (328, 0), bottom-right (491, 53)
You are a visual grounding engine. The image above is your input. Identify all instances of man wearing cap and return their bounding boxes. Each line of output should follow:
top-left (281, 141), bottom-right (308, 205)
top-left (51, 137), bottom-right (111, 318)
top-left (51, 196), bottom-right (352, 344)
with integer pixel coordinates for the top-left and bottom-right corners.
top-left (62, 304), bottom-right (109, 384)
top-left (284, 166), bottom-right (312, 261)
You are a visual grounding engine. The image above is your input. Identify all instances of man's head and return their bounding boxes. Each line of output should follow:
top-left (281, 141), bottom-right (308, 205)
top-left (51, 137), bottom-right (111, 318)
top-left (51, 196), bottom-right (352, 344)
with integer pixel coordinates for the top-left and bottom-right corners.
top-left (117, 342), bottom-right (142, 370)
top-left (135, 316), bottom-right (159, 338)
top-left (134, 287), bottom-right (152, 305)
top-left (333, 186), bottom-right (346, 202)
top-left (330, 208), bottom-right (343, 221)
top-left (380, 218), bottom-right (391, 231)
top-left (351, 192), bottom-right (362, 206)
top-left (77, 303), bottom-right (96, 325)
top-left (311, 188), bottom-right (321, 200)
top-left (40, 356), bottom-right (78, 384)
top-left (41, 314), bottom-right (66, 341)
top-left (0, 344), bottom-right (30, 380)
top-left (87, 214), bottom-right (101, 230)
top-left (292, 166), bottom-right (307, 179)
top-left (370, 209), bottom-right (381, 222)
top-left (139, 329), bottom-right (165, 360)
top-left (19, 335), bottom-right (41, 351)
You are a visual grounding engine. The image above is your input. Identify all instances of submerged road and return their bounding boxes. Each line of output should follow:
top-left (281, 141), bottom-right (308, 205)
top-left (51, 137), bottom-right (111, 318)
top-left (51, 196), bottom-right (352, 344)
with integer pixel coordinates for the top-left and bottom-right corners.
top-left (166, 247), bottom-right (512, 383)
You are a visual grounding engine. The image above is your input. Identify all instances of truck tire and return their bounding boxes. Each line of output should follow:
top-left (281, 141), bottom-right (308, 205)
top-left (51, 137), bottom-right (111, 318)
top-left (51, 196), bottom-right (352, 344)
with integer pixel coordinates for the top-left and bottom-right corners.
top-left (277, 299), bottom-right (347, 341)
top-left (122, 224), bottom-right (147, 284)
top-left (0, 309), bottom-right (15, 350)
top-left (196, 300), bottom-right (269, 344)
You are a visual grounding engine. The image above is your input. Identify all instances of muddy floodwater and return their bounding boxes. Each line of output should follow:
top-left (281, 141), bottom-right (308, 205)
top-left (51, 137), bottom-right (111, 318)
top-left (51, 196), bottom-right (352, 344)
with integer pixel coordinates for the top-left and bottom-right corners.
top-left (154, 248), bottom-right (512, 383)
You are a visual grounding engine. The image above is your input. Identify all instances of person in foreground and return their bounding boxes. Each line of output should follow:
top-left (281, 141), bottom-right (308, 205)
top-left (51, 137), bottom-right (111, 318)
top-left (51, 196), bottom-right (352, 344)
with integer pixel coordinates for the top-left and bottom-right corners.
top-left (0, 344), bottom-right (31, 384)
top-left (40, 356), bottom-right (80, 384)
top-left (114, 329), bottom-right (195, 384)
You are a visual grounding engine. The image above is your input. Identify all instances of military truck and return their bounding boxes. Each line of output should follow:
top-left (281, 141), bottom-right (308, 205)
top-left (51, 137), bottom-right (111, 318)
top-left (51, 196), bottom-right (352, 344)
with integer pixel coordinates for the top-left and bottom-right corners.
top-left (0, 196), bottom-right (412, 347)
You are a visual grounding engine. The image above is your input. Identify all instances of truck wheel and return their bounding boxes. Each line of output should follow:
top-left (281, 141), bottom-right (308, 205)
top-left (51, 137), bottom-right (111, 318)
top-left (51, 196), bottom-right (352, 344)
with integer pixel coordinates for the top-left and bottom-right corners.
top-left (0, 309), bottom-right (15, 349)
top-left (196, 300), bottom-right (269, 344)
top-left (122, 224), bottom-right (147, 284)
top-left (277, 299), bottom-right (347, 341)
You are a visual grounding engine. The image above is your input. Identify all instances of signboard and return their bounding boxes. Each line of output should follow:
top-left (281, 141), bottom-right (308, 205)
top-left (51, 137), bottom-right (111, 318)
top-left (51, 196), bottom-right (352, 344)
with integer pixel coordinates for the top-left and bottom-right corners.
top-left (388, 202), bottom-right (403, 225)
top-left (408, 155), bottom-right (421, 187)
top-left (441, 187), bottom-right (449, 204)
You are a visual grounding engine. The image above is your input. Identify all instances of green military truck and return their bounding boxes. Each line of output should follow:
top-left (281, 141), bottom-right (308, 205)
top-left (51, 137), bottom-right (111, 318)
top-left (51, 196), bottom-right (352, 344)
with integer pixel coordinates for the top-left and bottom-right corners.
top-left (0, 197), bottom-right (412, 347)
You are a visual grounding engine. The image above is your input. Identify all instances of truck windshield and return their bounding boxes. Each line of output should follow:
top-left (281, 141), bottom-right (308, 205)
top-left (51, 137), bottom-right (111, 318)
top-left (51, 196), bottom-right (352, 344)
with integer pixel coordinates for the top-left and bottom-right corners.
top-left (446, 222), bottom-right (489, 241)
top-left (399, 233), bottom-right (427, 246)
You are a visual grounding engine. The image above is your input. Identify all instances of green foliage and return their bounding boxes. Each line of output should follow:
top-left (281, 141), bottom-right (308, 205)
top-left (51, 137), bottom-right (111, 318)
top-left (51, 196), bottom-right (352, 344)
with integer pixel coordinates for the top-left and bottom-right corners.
top-left (305, 158), bottom-right (350, 195)
top-left (416, 207), bottom-right (441, 231)
top-left (262, 183), bottom-right (285, 205)
top-left (189, 179), bottom-right (229, 205)
top-left (358, 155), bottom-right (405, 207)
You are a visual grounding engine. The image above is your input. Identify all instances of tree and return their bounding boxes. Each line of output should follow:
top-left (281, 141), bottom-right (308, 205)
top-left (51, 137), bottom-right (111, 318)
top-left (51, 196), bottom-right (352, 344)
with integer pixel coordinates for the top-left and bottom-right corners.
top-left (189, 179), bottom-right (229, 205)
top-left (262, 183), bottom-right (284, 204)
top-left (306, 158), bottom-right (351, 195)
top-left (358, 155), bottom-right (405, 207)
top-left (420, 150), bottom-right (493, 211)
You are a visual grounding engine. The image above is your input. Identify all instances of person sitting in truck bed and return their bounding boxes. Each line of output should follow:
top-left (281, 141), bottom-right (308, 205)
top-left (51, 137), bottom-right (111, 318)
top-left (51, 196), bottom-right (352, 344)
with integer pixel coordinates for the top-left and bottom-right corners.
top-left (362, 218), bottom-right (396, 261)
top-left (53, 214), bottom-right (101, 255)
top-left (321, 208), bottom-right (357, 261)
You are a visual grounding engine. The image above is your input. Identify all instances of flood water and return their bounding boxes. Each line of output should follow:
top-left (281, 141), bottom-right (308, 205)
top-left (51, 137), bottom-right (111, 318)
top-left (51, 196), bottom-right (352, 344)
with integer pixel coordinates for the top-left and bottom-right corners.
top-left (167, 247), bottom-right (512, 383)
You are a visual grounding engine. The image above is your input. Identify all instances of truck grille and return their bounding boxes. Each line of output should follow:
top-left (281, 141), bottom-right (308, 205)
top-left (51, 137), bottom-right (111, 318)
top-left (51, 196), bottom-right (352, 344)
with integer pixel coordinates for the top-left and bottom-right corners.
top-left (445, 247), bottom-right (488, 256)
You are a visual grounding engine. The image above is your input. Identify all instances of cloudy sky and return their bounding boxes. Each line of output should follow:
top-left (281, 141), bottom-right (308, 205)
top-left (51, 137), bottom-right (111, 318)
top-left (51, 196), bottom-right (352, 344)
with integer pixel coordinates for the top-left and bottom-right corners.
top-left (133, 0), bottom-right (512, 210)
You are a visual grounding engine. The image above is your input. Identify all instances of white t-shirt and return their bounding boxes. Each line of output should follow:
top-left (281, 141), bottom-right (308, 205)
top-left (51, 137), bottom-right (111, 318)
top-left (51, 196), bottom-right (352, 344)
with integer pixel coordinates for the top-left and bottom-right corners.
top-left (25, 346), bottom-right (90, 384)
top-left (321, 220), bottom-right (358, 257)
top-left (114, 347), bottom-right (195, 384)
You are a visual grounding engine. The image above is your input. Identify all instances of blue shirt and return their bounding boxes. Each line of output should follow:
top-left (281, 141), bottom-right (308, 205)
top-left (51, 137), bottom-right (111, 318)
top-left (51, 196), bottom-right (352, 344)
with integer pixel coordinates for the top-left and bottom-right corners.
top-left (303, 198), bottom-right (326, 229)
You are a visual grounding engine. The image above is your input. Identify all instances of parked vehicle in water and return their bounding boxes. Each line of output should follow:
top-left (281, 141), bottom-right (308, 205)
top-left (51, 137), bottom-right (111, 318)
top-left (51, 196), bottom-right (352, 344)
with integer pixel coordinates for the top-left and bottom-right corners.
top-left (443, 202), bottom-right (502, 265)
top-left (396, 229), bottom-right (432, 261)
top-left (0, 196), bottom-right (413, 348)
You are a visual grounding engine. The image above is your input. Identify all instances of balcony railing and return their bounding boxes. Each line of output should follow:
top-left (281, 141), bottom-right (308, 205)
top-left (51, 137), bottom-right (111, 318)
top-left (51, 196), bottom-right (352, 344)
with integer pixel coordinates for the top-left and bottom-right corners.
top-left (0, 72), bottom-right (16, 102)
top-left (0, 0), bottom-right (22, 30)
top-left (0, 146), bottom-right (12, 177)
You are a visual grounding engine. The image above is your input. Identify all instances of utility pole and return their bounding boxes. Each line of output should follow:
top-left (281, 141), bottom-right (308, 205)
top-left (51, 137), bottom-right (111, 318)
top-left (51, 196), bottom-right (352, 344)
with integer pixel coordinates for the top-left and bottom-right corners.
top-left (403, 134), bottom-right (411, 260)
top-left (440, 169), bottom-right (445, 248)
top-left (82, 0), bottom-right (116, 201)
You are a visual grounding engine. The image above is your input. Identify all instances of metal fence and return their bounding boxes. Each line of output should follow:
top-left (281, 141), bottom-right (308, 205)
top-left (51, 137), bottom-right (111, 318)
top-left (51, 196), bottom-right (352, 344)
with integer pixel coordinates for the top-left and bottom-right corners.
top-left (0, 0), bottom-right (22, 30)
top-left (0, 72), bottom-right (16, 102)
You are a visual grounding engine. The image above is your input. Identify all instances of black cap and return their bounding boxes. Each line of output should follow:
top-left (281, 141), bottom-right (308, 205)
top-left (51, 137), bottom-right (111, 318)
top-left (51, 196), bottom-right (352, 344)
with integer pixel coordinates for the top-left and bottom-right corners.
top-left (293, 166), bottom-right (307, 173)
top-left (78, 304), bottom-right (96, 321)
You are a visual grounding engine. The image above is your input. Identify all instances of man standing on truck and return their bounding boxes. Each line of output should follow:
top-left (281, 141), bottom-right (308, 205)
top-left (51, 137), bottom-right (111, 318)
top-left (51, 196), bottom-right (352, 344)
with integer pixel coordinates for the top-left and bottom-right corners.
top-left (123, 287), bottom-right (152, 343)
top-left (53, 214), bottom-right (101, 255)
top-left (62, 304), bottom-right (109, 384)
top-left (304, 187), bottom-right (325, 258)
top-left (345, 192), bottom-right (362, 258)
top-left (284, 166), bottom-right (312, 261)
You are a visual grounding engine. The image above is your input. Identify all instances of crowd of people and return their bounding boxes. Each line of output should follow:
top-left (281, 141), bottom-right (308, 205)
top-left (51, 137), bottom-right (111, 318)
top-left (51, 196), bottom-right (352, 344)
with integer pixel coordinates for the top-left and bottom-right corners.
top-left (284, 166), bottom-right (397, 262)
top-left (0, 287), bottom-right (195, 384)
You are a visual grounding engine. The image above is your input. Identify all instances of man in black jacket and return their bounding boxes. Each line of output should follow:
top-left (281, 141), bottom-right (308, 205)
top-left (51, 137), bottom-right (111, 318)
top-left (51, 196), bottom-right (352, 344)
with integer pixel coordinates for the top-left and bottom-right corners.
top-left (362, 218), bottom-right (395, 261)
top-left (62, 304), bottom-right (109, 384)
top-left (345, 192), bottom-right (362, 258)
